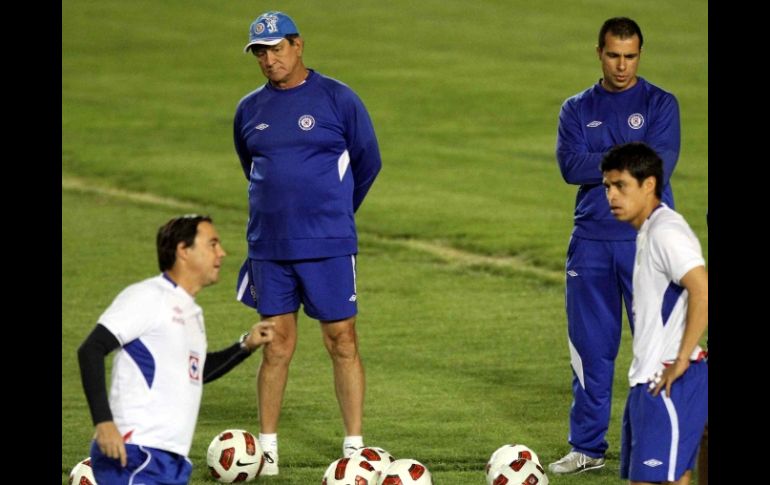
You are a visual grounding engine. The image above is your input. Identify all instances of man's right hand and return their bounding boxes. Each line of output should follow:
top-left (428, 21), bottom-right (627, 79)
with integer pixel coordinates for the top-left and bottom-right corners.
top-left (244, 320), bottom-right (276, 350)
top-left (94, 421), bottom-right (127, 467)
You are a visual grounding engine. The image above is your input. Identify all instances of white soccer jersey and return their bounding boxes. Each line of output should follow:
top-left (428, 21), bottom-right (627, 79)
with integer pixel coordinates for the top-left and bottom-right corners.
top-left (98, 274), bottom-right (207, 456)
top-left (628, 204), bottom-right (705, 386)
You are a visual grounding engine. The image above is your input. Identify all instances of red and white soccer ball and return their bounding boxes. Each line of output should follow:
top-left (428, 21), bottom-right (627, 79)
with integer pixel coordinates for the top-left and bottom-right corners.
top-left (350, 446), bottom-right (396, 477)
top-left (322, 456), bottom-right (379, 484)
top-left (489, 458), bottom-right (549, 485)
top-left (68, 457), bottom-right (96, 485)
top-left (485, 444), bottom-right (541, 484)
top-left (377, 458), bottom-right (433, 485)
top-left (206, 429), bottom-right (264, 483)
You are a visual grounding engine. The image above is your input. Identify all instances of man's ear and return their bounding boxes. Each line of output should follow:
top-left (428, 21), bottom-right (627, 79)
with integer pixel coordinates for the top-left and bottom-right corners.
top-left (175, 241), bottom-right (189, 263)
top-left (643, 175), bottom-right (656, 194)
top-left (295, 37), bottom-right (304, 56)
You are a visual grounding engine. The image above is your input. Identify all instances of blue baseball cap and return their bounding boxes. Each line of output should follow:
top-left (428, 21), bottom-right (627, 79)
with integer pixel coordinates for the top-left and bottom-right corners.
top-left (243, 12), bottom-right (299, 53)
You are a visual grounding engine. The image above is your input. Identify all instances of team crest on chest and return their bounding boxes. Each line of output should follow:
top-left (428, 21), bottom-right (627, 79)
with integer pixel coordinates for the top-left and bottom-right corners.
top-left (189, 352), bottom-right (200, 381)
top-left (298, 114), bottom-right (316, 131)
top-left (627, 113), bottom-right (644, 129)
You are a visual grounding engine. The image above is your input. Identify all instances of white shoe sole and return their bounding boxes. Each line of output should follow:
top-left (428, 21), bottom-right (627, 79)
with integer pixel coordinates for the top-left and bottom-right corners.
top-left (260, 463), bottom-right (279, 476)
top-left (549, 461), bottom-right (605, 475)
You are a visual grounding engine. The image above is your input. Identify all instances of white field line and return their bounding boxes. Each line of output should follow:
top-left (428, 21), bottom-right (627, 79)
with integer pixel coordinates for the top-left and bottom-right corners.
top-left (63, 176), bottom-right (564, 283)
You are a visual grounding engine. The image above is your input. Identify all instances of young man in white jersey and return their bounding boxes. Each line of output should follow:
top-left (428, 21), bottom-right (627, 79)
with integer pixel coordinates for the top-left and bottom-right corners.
top-left (601, 143), bottom-right (707, 485)
top-left (77, 215), bottom-right (275, 485)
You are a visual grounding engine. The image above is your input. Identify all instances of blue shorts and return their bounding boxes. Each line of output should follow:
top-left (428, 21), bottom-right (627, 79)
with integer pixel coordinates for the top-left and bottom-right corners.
top-left (620, 361), bottom-right (708, 482)
top-left (236, 255), bottom-right (358, 321)
top-left (90, 441), bottom-right (192, 485)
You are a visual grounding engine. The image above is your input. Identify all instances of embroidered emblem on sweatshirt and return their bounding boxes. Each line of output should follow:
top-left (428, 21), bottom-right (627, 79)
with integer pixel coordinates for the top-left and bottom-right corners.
top-left (298, 115), bottom-right (315, 131)
top-left (628, 113), bottom-right (644, 129)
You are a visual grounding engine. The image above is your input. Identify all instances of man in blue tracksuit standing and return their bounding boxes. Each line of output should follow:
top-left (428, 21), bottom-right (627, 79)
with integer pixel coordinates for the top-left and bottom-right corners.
top-left (549, 17), bottom-right (680, 475)
top-left (233, 11), bottom-right (382, 476)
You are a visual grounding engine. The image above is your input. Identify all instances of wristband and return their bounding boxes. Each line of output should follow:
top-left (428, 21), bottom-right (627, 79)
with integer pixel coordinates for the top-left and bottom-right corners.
top-left (239, 332), bottom-right (252, 353)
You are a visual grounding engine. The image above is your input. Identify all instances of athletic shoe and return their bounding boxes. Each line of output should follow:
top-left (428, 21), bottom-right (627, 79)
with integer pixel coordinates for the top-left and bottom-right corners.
top-left (548, 451), bottom-right (605, 474)
top-left (343, 445), bottom-right (362, 458)
top-left (261, 450), bottom-right (279, 476)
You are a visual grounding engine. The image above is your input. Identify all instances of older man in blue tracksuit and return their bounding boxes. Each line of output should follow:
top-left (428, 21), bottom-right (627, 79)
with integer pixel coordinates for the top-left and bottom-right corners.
top-left (233, 11), bottom-right (381, 476)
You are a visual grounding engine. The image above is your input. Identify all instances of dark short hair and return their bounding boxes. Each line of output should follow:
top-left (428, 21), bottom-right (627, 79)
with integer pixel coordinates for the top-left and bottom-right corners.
top-left (600, 142), bottom-right (662, 199)
top-left (248, 34), bottom-right (300, 55)
top-left (156, 215), bottom-right (212, 271)
top-left (598, 17), bottom-right (643, 50)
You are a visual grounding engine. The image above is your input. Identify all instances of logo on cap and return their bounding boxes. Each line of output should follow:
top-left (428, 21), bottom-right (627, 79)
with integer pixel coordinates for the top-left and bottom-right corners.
top-left (255, 23), bottom-right (265, 35)
top-left (263, 14), bottom-right (280, 33)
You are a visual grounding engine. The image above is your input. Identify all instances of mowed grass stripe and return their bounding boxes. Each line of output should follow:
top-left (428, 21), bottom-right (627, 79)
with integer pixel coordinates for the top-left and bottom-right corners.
top-left (63, 175), bottom-right (199, 211)
top-left (63, 175), bottom-right (564, 284)
top-left (369, 236), bottom-right (563, 285)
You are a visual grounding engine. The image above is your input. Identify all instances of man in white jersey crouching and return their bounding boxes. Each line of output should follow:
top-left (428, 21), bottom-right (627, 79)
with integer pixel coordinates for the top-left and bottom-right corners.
top-left (77, 215), bottom-right (275, 484)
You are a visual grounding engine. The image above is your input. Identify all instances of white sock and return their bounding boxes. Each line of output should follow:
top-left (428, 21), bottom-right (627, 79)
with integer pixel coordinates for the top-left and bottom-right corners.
top-left (259, 433), bottom-right (278, 453)
top-left (343, 435), bottom-right (364, 454)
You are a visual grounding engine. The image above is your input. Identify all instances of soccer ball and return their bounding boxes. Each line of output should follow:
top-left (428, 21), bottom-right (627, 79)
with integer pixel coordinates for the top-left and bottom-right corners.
top-left (485, 444), bottom-right (541, 484)
top-left (322, 456), bottom-right (379, 484)
top-left (206, 429), bottom-right (264, 483)
top-left (69, 457), bottom-right (96, 485)
top-left (377, 458), bottom-right (433, 485)
top-left (489, 458), bottom-right (549, 485)
top-left (350, 446), bottom-right (396, 477)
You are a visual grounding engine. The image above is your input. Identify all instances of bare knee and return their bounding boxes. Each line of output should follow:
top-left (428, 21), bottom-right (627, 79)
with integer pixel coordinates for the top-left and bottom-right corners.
top-left (263, 337), bottom-right (295, 366)
top-left (322, 318), bottom-right (359, 361)
top-left (261, 314), bottom-right (297, 366)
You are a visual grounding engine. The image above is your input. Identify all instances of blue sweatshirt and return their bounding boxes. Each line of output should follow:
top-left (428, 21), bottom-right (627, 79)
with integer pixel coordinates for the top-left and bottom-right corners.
top-left (556, 77), bottom-right (680, 241)
top-left (234, 70), bottom-right (382, 260)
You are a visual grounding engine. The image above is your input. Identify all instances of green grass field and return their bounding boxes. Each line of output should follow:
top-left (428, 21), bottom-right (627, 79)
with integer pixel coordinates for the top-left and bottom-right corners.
top-left (62, 1), bottom-right (707, 483)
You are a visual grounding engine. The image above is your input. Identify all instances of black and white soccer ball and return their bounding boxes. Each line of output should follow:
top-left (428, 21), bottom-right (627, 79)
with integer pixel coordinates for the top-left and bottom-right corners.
top-left (377, 458), bottom-right (433, 485)
top-left (206, 429), bottom-right (264, 483)
top-left (68, 457), bottom-right (96, 485)
top-left (322, 456), bottom-right (379, 484)
top-left (489, 458), bottom-right (549, 485)
top-left (485, 444), bottom-right (541, 484)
